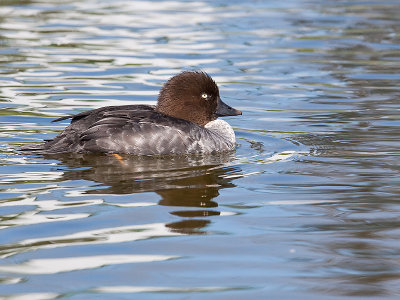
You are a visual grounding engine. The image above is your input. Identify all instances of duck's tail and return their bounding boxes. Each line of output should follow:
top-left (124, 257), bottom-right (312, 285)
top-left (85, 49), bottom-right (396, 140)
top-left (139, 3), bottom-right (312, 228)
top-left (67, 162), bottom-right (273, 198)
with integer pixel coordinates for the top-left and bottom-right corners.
top-left (20, 142), bottom-right (48, 153)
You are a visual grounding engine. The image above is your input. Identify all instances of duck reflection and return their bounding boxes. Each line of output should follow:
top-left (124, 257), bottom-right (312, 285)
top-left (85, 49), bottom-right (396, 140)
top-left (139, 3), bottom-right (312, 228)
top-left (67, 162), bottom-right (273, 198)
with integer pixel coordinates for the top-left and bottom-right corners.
top-left (46, 152), bottom-right (241, 234)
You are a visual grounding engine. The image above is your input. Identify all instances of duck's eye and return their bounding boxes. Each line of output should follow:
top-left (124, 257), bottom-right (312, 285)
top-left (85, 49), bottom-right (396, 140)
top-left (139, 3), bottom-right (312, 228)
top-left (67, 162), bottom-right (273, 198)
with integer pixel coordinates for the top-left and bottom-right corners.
top-left (201, 93), bottom-right (208, 100)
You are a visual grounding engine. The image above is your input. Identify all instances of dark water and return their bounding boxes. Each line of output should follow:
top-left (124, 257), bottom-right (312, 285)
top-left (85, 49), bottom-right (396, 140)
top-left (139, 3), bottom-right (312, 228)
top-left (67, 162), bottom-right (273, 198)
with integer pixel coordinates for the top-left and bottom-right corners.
top-left (1, 0), bottom-right (400, 298)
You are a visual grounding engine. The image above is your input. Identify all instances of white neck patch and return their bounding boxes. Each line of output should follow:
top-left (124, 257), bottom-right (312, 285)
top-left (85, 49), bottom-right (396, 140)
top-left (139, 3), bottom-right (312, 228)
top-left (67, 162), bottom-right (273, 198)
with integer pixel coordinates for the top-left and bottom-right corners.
top-left (205, 119), bottom-right (236, 144)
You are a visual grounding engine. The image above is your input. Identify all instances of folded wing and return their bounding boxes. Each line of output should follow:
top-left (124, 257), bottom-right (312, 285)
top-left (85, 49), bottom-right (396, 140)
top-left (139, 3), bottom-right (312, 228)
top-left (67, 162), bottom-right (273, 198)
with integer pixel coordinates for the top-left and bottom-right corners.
top-left (22, 106), bottom-right (233, 155)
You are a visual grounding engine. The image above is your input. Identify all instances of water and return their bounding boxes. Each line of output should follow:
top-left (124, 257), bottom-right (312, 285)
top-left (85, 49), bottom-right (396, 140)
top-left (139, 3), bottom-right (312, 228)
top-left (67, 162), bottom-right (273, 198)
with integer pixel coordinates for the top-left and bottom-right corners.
top-left (1, 0), bottom-right (400, 298)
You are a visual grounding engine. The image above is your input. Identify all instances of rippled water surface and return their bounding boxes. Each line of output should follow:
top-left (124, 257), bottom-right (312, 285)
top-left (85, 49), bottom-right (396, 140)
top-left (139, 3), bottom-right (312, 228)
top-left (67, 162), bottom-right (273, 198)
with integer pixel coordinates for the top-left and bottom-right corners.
top-left (1, 0), bottom-right (400, 298)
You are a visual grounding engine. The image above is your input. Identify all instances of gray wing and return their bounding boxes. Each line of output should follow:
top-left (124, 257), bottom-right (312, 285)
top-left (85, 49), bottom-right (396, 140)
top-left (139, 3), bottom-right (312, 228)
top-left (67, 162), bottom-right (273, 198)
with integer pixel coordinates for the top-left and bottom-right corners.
top-left (78, 111), bottom-right (232, 155)
top-left (22, 106), bottom-right (233, 155)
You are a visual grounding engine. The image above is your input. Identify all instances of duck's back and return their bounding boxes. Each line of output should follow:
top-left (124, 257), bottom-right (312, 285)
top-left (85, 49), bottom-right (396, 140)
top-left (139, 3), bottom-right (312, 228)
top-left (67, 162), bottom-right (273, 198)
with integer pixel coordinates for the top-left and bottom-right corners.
top-left (22, 105), bottom-right (235, 155)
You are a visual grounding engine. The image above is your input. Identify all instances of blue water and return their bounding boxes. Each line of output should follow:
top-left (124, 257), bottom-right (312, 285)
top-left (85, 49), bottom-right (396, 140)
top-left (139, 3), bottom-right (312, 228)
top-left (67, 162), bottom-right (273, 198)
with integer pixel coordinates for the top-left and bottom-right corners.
top-left (1, 0), bottom-right (400, 298)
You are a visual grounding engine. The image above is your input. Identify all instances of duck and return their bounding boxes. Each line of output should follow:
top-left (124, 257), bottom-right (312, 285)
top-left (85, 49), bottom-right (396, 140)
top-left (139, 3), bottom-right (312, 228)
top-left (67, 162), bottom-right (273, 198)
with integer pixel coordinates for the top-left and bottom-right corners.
top-left (21, 71), bottom-right (242, 156)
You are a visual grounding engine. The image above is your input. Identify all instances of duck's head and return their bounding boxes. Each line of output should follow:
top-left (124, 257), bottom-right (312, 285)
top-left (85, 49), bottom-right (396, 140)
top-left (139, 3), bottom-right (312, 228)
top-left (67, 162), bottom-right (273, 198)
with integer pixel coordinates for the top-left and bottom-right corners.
top-left (156, 71), bottom-right (242, 126)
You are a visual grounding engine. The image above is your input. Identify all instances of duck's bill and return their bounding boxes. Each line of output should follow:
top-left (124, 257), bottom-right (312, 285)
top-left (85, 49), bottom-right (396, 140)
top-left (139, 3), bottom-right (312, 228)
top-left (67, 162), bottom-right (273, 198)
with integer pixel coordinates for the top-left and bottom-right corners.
top-left (216, 97), bottom-right (242, 117)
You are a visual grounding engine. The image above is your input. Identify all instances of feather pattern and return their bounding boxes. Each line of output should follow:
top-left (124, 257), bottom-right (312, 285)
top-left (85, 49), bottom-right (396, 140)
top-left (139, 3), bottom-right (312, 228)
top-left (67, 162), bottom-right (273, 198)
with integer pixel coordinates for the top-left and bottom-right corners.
top-left (22, 105), bottom-right (235, 155)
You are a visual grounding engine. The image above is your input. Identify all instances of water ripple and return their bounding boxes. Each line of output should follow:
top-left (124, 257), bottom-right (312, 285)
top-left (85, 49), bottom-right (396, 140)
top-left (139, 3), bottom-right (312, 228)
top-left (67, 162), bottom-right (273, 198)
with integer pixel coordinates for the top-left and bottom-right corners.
top-left (0, 223), bottom-right (182, 258)
top-left (0, 254), bottom-right (177, 274)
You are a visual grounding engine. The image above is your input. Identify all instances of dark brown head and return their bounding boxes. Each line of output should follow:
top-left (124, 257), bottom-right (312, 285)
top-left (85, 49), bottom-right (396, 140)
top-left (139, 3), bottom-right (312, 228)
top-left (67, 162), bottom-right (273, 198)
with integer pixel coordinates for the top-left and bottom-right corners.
top-left (155, 71), bottom-right (241, 126)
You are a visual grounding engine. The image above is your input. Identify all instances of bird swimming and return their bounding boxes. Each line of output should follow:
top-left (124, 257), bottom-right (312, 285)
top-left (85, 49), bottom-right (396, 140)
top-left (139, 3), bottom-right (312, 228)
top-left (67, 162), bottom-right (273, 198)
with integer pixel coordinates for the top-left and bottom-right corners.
top-left (21, 71), bottom-right (242, 156)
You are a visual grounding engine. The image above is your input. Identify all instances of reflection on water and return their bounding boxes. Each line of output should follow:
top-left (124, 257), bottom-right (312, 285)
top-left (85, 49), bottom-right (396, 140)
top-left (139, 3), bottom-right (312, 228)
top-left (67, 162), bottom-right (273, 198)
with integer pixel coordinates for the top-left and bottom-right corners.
top-left (51, 152), bottom-right (239, 233)
top-left (1, 0), bottom-right (400, 298)
top-left (53, 153), bottom-right (238, 195)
